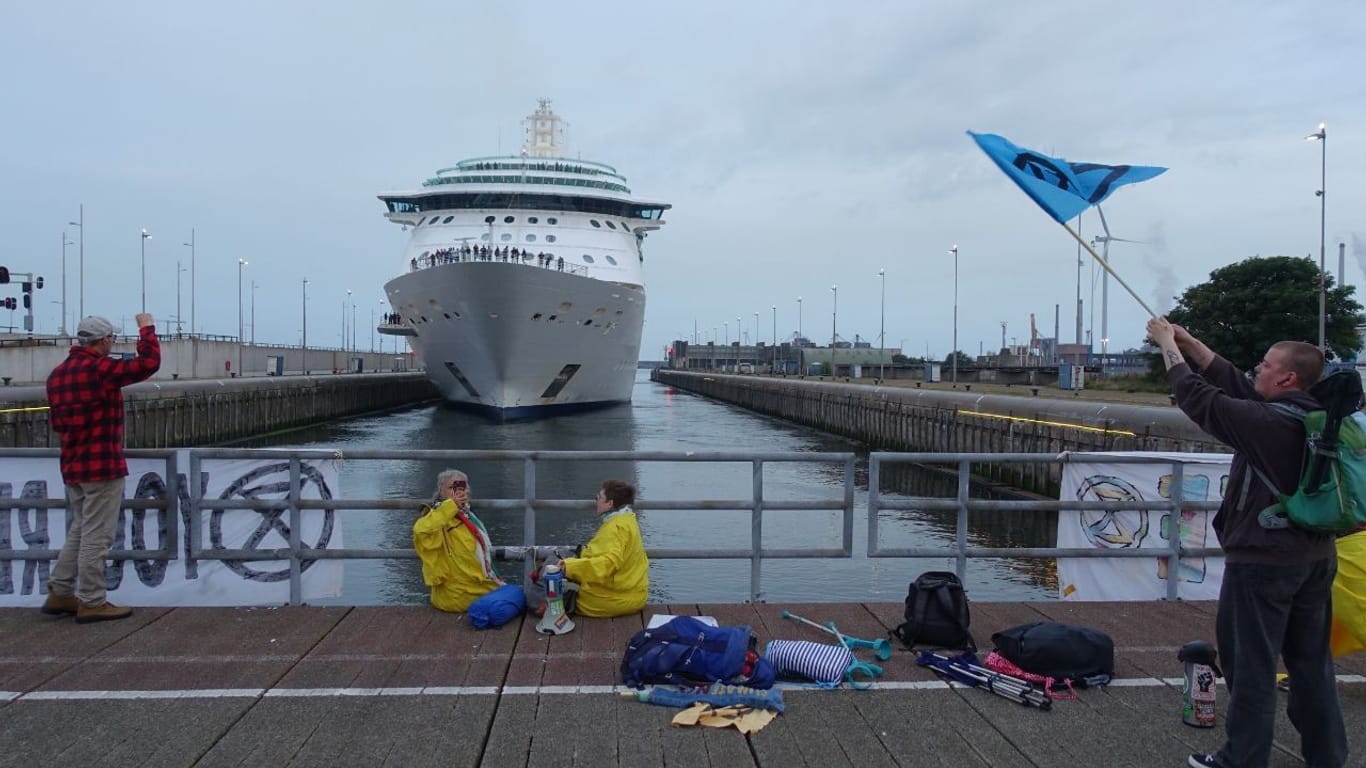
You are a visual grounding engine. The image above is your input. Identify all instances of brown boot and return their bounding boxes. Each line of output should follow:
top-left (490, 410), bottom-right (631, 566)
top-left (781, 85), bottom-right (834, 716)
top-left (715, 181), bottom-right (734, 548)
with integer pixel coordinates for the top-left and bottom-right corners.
top-left (76, 601), bottom-right (133, 624)
top-left (40, 589), bottom-right (78, 617)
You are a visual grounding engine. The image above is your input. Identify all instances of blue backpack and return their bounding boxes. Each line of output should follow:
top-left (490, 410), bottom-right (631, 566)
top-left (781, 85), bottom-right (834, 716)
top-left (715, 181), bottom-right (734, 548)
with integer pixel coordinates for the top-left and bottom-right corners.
top-left (621, 616), bottom-right (776, 689)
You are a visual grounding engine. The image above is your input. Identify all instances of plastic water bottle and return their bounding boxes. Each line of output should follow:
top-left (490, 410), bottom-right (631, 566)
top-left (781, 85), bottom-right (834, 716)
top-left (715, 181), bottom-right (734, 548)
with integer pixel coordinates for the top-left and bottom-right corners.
top-left (1178, 640), bottom-right (1221, 728)
top-left (543, 562), bottom-right (563, 600)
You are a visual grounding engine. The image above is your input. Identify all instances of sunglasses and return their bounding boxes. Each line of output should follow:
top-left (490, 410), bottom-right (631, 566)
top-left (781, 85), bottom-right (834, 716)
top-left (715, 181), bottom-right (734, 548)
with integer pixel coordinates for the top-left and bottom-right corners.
top-left (449, 479), bottom-right (468, 491)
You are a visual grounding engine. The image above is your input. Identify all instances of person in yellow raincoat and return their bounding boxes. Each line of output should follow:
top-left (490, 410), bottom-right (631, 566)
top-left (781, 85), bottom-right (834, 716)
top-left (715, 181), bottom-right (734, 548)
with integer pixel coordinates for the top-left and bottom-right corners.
top-left (412, 469), bottom-right (503, 613)
top-left (1330, 530), bottom-right (1366, 657)
top-left (558, 479), bottom-right (649, 617)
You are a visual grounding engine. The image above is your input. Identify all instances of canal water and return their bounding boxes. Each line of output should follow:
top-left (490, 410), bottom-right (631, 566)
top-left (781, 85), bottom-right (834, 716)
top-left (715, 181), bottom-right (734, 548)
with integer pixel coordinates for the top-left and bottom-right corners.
top-left (246, 371), bottom-right (1057, 605)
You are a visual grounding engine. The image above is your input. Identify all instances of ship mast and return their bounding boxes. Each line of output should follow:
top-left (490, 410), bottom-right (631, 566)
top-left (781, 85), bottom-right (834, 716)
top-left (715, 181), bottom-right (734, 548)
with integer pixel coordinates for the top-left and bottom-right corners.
top-left (523, 99), bottom-right (566, 158)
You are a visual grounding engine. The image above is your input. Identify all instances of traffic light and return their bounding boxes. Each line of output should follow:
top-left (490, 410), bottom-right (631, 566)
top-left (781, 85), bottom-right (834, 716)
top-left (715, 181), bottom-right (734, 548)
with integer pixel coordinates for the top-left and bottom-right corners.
top-left (22, 294), bottom-right (30, 309)
top-left (0, 266), bottom-right (8, 283)
top-left (21, 281), bottom-right (31, 293)
top-left (35, 276), bottom-right (43, 289)
top-left (2, 297), bottom-right (14, 310)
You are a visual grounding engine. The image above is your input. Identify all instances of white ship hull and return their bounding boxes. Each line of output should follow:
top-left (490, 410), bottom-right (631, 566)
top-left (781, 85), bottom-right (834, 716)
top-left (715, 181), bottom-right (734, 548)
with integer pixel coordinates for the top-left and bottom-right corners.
top-left (385, 262), bottom-right (645, 418)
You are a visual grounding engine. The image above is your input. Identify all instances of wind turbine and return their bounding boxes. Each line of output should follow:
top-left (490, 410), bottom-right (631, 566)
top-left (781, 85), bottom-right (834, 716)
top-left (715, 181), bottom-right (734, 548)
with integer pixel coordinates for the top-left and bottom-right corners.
top-left (1091, 206), bottom-right (1145, 358)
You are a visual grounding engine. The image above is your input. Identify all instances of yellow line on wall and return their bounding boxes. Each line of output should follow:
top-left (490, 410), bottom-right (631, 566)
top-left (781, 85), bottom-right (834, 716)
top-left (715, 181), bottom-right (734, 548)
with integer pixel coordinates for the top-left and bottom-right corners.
top-left (958, 409), bottom-right (1136, 437)
top-left (0, 405), bottom-right (49, 415)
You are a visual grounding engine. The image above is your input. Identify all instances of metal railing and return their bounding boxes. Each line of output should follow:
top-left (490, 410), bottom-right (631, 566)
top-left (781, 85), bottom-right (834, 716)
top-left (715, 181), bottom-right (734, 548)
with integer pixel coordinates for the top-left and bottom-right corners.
top-left (0, 448), bottom-right (1224, 604)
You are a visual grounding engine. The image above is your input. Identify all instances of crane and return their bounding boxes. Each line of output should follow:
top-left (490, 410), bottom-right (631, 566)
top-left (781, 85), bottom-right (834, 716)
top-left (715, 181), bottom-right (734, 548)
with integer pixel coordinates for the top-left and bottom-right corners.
top-left (1029, 313), bottom-right (1040, 359)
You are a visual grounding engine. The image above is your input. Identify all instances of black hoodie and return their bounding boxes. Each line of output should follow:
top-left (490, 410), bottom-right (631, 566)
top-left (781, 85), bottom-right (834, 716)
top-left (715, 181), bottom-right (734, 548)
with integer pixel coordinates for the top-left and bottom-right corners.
top-left (1169, 355), bottom-right (1335, 565)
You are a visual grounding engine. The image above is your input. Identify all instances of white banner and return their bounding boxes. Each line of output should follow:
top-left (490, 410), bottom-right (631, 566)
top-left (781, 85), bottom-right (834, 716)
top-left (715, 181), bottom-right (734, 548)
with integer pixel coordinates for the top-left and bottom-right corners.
top-left (1058, 452), bottom-right (1230, 601)
top-left (0, 452), bottom-right (343, 606)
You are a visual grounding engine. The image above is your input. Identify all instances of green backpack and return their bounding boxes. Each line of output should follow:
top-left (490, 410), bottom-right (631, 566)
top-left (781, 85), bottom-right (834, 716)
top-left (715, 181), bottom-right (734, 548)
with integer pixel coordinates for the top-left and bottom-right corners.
top-left (1255, 371), bottom-right (1366, 534)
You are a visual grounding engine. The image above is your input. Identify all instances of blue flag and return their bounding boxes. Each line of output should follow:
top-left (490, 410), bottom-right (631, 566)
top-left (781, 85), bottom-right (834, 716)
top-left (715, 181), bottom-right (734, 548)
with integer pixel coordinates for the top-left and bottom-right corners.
top-left (967, 132), bottom-right (1166, 224)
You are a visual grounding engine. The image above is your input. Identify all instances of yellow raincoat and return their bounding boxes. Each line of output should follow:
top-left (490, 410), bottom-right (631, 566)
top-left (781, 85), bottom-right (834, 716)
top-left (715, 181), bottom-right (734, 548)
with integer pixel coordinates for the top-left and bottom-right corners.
top-left (412, 499), bottom-right (502, 613)
top-left (561, 506), bottom-right (648, 617)
top-left (1330, 531), bottom-right (1366, 657)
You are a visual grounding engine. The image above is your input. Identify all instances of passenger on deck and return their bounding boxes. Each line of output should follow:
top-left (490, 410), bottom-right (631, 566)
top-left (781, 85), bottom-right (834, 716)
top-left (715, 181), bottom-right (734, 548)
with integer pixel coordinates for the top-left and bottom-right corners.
top-left (559, 480), bottom-right (649, 617)
top-left (412, 469), bottom-right (504, 613)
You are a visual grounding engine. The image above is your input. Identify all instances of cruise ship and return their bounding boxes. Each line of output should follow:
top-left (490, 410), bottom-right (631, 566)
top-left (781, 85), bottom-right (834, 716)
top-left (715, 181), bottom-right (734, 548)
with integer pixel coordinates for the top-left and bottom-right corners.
top-left (378, 101), bottom-right (670, 419)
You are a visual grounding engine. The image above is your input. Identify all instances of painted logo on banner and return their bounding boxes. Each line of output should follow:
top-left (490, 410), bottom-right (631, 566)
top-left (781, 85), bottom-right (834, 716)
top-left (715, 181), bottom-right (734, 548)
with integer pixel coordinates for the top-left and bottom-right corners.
top-left (0, 452), bottom-right (344, 606)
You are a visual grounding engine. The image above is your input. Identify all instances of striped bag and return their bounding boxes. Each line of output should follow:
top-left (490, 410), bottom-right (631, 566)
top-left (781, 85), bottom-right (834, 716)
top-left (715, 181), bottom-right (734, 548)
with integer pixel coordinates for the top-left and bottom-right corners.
top-left (765, 640), bottom-right (852, 686)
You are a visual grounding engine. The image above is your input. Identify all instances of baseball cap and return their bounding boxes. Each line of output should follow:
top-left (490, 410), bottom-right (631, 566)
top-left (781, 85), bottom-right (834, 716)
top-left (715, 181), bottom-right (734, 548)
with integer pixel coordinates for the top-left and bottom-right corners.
top-left (76, 316), bottom-right (119, 341)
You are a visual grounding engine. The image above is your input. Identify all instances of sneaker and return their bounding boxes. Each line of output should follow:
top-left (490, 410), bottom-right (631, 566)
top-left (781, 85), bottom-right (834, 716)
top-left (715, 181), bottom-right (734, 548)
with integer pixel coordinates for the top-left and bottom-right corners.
top-left (1188, 754), bottom-right (1220, 767)
top-left (76, 601), bottom-right (133, 624)
top-left (40, 590), bottom-right (78, 617)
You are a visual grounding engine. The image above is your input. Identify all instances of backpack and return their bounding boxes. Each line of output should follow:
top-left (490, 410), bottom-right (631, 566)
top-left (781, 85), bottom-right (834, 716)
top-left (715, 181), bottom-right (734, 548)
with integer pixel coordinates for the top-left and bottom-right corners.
top-left (891, 571), bottom-right (975, 650)
top-left (620, 615), bottom-right (776, 689)
top-left (990, 621), bottom-right (1114, 681)
top-left (1254, 370), bottom-right (1366, 534)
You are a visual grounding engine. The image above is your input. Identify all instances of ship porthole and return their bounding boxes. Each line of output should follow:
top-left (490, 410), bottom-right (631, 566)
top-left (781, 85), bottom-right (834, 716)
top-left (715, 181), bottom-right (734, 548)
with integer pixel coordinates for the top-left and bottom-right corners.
top-left (583, 319), bottom-right (593, 326)
top-left (488, 313), bottom-right (499, 319)
top-left (558, 302), bottom-right (573, 312)
top-left (605, 255), bottom-right (618, 265)
top-left (532, 313), bottom-right (543, 320)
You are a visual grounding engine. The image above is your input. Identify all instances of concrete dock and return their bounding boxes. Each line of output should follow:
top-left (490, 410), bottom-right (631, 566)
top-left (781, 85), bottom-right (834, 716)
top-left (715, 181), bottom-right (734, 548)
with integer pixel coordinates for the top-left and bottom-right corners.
top-left (2, 600), bottom-right (1363, 767)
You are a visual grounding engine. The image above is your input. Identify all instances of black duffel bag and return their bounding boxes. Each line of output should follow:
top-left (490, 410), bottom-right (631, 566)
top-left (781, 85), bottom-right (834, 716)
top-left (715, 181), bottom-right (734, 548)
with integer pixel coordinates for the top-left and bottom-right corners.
top-left (990, 621), bottom-right (1114, 680)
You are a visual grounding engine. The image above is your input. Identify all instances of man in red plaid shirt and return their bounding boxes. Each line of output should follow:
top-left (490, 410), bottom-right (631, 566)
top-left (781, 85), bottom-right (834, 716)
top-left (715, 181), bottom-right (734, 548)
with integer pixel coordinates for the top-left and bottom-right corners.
top-left (42, 313), bottom-right (160, 623)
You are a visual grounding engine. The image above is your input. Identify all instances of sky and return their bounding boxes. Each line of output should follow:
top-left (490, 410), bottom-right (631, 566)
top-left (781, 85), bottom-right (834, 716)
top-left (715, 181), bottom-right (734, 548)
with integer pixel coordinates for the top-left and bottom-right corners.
top-left (3, 1), bottom-right (1364, 360)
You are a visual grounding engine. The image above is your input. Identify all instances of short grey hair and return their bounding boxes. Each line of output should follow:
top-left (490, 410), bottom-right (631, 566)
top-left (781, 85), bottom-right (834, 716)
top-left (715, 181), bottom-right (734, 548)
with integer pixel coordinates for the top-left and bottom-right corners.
top-left (433, 468), bottom-right (469, 501)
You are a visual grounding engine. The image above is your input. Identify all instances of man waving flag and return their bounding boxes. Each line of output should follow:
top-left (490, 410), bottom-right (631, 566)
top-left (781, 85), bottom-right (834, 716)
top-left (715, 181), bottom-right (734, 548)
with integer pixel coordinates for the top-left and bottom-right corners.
top-left (967, 131), bottom-right (1166, 315)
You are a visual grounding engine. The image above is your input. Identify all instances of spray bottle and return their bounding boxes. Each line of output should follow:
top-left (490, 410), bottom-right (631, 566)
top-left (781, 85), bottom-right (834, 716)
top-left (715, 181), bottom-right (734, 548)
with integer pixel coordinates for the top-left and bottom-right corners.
top-left (1178, 640), bottom-right (1222, 727)
top-left (534, 562), bottom-right (575, 635)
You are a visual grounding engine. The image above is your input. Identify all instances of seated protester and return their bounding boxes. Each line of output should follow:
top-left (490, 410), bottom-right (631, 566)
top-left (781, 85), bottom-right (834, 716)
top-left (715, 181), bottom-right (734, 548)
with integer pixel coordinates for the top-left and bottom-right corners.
top-left (559, 480), bottom-right (649, 617)
top-left (412, 469), bottom-right (503, 613)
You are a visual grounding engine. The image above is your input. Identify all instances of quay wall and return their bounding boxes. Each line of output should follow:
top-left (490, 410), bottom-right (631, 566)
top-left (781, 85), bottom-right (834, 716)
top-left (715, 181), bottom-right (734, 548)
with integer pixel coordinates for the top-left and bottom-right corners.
top-left (650, 369), bottom-right (1224, 495)
top-left (0, 372), bottom-right (440, 448)
top-left (0, 335), bottom-right (412, 386)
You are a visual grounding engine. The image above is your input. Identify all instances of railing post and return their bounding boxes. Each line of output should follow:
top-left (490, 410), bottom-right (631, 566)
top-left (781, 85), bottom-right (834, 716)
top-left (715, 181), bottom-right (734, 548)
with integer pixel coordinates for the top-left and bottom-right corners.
top-left (867, 454), bottom-right (881, 556)
top-left (843, 456), bottom-right (855, 555)
top-left (956, 459), bottom-right (970, 580)
top-left (1166, 461), bottom-right (1186, 601)
top-left (188, 451), bottom-right (202, 573)
top-left (165, 450), bottom-right (180, 564)
top-left (288, 457), bottom-right (302, 606)
top-left (750, 458), bottom-right (763, 603)
top-left (523, 456), bottom-right (537, 579)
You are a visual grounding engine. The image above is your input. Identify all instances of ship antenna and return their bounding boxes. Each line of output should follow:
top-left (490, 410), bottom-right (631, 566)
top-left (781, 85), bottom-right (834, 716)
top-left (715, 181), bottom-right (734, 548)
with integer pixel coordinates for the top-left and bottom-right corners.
top-left (523, 99), bottom-right (567, 158)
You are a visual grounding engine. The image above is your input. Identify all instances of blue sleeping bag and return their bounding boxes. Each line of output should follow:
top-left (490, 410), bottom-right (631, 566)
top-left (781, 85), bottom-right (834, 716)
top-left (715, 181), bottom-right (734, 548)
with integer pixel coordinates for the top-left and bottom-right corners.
top-left (468, 584), bottom-right (525, 629)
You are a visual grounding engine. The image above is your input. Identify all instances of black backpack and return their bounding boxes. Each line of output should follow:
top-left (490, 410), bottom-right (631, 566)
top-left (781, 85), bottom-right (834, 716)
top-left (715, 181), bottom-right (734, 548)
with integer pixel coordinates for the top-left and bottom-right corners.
top-left (990, 621), bottom-right (1114, 680)
top-left (891, 571), bottom-right (975, 650)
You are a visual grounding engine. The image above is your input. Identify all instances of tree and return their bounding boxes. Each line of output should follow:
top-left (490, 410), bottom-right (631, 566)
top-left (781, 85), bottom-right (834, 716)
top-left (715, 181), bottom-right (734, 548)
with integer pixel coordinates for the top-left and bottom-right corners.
top-left (1166, 255), bottom-right (1364, 370)
top-left (942, 351), bottom-right (973, 368)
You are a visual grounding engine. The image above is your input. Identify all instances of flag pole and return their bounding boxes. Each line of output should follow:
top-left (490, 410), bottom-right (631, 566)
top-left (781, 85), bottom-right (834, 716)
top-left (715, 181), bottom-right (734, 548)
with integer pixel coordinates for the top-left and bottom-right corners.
top-left (1060, 221), bottom-right (1156, 318)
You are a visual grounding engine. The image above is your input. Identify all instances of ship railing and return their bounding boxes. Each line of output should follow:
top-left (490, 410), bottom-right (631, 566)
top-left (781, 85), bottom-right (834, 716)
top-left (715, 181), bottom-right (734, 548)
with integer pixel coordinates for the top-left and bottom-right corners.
top-left (0, 448), bottom-right (1219, 604)
top-left (408, 253), bottom-right (590, 277)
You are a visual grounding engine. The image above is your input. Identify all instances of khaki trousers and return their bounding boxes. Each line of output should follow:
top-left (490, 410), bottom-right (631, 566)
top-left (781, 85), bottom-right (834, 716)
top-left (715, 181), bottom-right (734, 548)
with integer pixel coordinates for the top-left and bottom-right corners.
top-left (49, 478), bottom-right (125, 607)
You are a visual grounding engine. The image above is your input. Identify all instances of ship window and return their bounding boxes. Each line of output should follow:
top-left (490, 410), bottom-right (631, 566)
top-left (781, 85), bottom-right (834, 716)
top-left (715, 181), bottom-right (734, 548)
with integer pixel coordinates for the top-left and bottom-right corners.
top-left (621, 221), bottom-right (631, 230)
top-left (528, 216), bottom-right (539, 224)
top-left (503, 215), bottom-right (515, 223)
top-left (583, 254), bottom-right (596, 264)
top-left (525, 234), bottom-right (537, 242)
top-left (500, 233), bottom-right (512, 241)
top-left (590, 219), bottom-right (601, 228)
top-left (484, 215), bottom-right (495, 223)
top-left (605, 255), bottom-right (618, 265)
top-left (481, 233), bottom-right (490, 241)
top-left (442, 216), bottom-right (454, 223)
top-left (546, 235), bottom-right (557, 243)
top-left (606, 221), bottom-right (618, 230)
top-left (547, 217), bottom-right (558, 225)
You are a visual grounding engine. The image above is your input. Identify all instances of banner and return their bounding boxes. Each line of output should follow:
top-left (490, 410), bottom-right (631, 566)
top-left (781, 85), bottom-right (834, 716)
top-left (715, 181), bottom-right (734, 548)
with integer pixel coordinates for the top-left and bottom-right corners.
top-left (1058, 452), bottom-right (1230, 601)
top-left (0, 452), bottom-right (343, 606)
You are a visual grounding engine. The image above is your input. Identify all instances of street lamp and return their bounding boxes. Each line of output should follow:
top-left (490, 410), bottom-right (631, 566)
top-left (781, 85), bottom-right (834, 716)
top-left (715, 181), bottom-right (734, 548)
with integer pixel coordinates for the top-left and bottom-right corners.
top-left (183, 229), bottom-right (195, 336)
top-left (302, 278), bottom-right (309, 374)
top-left (949, 244), bottom-right (959, 384)
top-left (344, 289), bottom-right (352, 350)
top-left (753, 311), bottom-right (759, 351)
top-left (251, 279), bottom-right (258, 345)
top-left (68, 205), bottom-right (83, 320)
top-left (771, 304), bottom-right (776, 372)
top-left (878, 267), bottom-right (886, 380)
top-left (1307, 121), bottom-right (1327, 350)
top-left (60, 230), bottom-right (74, 334)
top-left (140, 229), bottom-right (152, 313)
top-left (237, 259), bottom-right (247, 375)
top-left (830, 284), bottom-right (838, 377)
top-left (175, 260), bottom-right (186, 334)
top-left (796, 296), bottom-right (803, 341)
top-left (736, 316), bottom-right (742, 346)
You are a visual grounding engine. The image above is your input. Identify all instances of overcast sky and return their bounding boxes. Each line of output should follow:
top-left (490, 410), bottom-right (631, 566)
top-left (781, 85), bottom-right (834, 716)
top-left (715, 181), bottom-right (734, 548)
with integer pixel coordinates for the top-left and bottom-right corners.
top-left (3, 1), bottom-right (1363, 360)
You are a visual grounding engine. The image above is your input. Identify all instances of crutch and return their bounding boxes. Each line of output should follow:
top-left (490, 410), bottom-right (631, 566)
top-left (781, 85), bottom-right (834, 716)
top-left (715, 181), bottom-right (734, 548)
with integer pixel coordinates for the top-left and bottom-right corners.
top-left (780, 610), bottom-right (893, 660)
top-left (828, 619), bottom-right (883, 689)
top-left (916, 651), bottom-right (1051, 710)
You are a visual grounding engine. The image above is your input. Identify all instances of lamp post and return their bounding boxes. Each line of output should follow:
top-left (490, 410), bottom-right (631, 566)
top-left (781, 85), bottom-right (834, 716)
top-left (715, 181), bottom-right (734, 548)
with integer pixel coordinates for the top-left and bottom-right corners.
top-left (251, 279), bottom-right (257, 345)
top-left (183, 229), bottom-right (195, 336)
top-left (736, 316), bottom-right (742, 346)
top-left (68, 205), bottom-right (83, 321)
top-left (830, 284), bottom-right (838, 377)
top-left (175, 260), bottom-right (186, 334)
top-left (878, 267), bottom-right (886, 380)
top-left (949, 244), bottom-right (959, 384)
top-left (753, 311), bottom-right (759, 352)
top-left (60, 230), bottom-right (73, 334)
top-left (237, 259), bottom-right (248, 342)
top-left (771, 304), bottom-right (776, 372)
top-left (796, 296), bottom-right (803, 341)
top-left (344, 289), bottom-right (352, 350)
top-left (301, 278), bottom-right (309, 374)
top-left (140, 229), bottom-right (152, 313)
top-left (1307, 122), bottom-right (1327, 350)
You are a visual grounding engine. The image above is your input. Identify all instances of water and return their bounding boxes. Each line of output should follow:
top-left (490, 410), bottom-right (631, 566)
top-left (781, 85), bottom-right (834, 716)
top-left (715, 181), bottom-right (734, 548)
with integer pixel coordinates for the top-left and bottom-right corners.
top-left (245, 370), bottom-right (1058, 605)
